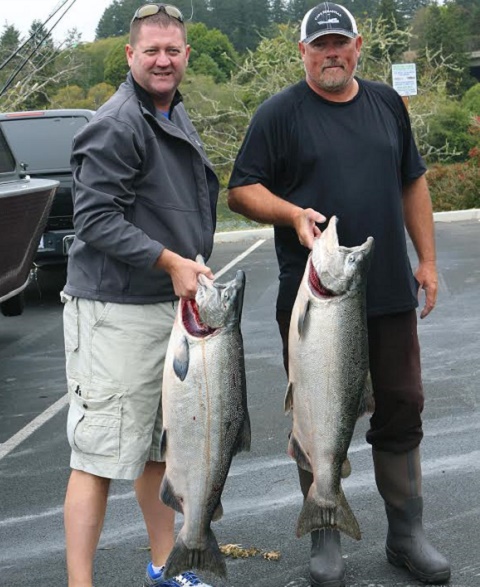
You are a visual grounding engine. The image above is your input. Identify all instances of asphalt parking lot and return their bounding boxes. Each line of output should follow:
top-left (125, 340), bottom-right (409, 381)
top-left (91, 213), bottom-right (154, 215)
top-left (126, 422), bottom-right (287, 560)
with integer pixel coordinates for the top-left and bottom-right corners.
top-left (1, 214), bottom-right (479, 587)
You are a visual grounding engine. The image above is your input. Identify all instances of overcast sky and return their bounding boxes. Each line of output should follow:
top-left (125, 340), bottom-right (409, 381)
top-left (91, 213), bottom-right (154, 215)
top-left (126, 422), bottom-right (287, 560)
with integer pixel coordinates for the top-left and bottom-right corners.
top-left (1, 0), bottom-right (113, 44)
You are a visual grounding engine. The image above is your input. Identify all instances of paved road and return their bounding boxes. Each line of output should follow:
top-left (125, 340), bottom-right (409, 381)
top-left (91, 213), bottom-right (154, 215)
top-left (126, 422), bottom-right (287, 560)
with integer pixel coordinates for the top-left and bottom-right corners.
top-left (1, 218), bottom-right (479, 587)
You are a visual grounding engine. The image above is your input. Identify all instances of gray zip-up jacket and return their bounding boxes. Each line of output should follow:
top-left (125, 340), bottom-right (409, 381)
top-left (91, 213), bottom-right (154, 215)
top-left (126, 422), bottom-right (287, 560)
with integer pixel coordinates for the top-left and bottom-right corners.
top-left (64, 72), bottom-right (219, 304)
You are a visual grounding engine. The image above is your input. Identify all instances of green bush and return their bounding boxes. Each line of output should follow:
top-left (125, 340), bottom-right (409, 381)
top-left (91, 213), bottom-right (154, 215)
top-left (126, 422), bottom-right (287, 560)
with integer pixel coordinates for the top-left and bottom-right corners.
top-left (427, 151), bottom-right (480, 211)
top-left (461, 83), bottom-right (480, 115)
top-left (426, 103), bottom-right (477, 163)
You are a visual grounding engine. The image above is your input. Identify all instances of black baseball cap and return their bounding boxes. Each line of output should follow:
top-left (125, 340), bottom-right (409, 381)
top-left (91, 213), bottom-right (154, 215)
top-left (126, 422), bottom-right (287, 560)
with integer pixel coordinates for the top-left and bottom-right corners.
top-left (300, 2), bottom-right (358, 43)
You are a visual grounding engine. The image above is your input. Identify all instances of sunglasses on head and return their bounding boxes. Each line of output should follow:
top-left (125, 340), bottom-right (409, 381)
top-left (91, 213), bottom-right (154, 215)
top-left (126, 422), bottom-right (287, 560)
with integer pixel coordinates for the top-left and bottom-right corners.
top-left (132, 3), bottom-right (184, 24)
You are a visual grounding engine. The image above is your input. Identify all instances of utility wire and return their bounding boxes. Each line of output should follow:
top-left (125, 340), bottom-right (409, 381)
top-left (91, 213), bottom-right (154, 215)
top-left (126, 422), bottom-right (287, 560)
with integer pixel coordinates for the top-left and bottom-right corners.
top-left (0, 0), bottom-right (77, 97)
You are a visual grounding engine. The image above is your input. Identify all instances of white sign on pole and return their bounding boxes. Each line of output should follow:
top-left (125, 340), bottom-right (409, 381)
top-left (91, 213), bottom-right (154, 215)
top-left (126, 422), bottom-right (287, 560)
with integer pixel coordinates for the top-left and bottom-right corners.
top-left (391, 63), bottom-right (417, 97)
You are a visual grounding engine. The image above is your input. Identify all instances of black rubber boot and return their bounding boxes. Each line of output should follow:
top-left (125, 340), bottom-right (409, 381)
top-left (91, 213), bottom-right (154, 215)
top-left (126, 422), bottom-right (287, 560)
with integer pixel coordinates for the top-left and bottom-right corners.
top-left (310, 529), bottom-right (346, 587)
top-left (297, 467), bottom-right (346, 587)
top-left (373, 448), bottom-right (451, 584)
top-left (385, 497), bottom-right (451, 584)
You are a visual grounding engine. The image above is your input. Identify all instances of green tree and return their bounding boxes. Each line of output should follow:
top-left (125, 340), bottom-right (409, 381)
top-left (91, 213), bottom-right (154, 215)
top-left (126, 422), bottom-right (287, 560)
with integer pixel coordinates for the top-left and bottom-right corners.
top-left (271, 0), bottom-right (288, 24)
top-left (0, 24), bottom-right (21, 93)
top-left (190, 53), bottom-right (225, 82)
top-left (104, 36), bottom-right (129, 88)
top-left (462, 83), bottom-right (480, 114)
top-left (96, 0), bottom-right (141, 39)
top-left (188, 23), bottom-right (238, 82)
top-left (86, 82), bottom-right (116, 108)
top-left (0, 23), bottom-right (21, 59)
top-left (50, 82), bottom-right (115, 109)
top-left (50, 84), bottom-right (87, 108)
top-left (96, 0), bottom-right (212, 40)
top-left (66, 37), bottom-right (124, 90)
top-left (426, 103), bottom-right (477, 162)
top-left (415, 3), bottom-right (474, 96)
top-left (209, 0), bottom-right (271, 51)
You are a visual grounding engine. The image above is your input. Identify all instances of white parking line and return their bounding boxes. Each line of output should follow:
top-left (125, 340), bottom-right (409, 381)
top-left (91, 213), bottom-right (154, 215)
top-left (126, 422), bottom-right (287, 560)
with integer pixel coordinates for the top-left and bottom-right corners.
top-left (215, 238), bottom-right (266, 279)
top-left (0, 239), bottom-right (268, 462)
top-left (0, 393), bottom-right (69, 460)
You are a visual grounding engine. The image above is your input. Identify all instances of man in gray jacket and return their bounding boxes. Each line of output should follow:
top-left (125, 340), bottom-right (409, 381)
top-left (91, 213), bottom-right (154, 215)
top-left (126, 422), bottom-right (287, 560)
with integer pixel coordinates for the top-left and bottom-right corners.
top-left (62, 5), bottom-right (218, 587)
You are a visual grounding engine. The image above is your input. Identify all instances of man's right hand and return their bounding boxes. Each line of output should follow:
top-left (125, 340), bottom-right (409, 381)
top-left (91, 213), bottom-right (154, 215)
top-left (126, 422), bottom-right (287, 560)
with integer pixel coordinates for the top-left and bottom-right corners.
top-left (292, 208), bottom-right (326, 250)
top-left (155, 249), bottom-right (214, 299)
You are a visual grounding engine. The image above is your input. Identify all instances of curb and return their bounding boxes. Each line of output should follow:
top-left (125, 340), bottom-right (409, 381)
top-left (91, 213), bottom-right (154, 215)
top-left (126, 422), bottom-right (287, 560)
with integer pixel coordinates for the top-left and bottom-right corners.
top-left (215, 209), bottom-right (480, 243)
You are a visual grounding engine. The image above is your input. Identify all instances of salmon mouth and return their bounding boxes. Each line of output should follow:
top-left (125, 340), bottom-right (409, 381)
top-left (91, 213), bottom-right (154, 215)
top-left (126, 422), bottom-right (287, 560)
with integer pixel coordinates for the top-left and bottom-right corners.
top-left (182, 299), bottom-right (216, 337)
top-left (309, 261), bottom-right (336, 298)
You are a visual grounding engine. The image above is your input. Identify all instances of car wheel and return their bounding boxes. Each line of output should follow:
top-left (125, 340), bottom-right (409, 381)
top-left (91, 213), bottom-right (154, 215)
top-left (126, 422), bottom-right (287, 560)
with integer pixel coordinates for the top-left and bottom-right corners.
top-left (1, 292), bottom-right (25, 317)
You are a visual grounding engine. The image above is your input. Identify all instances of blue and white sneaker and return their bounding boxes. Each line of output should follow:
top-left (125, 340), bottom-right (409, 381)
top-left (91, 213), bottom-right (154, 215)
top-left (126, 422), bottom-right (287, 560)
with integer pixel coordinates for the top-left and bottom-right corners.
top-left (175, 571), bottom-right (213, 587)
top-left (143, 564), bottom-right (213, 587)
top-left (143, 563), bottom-right (181, 587)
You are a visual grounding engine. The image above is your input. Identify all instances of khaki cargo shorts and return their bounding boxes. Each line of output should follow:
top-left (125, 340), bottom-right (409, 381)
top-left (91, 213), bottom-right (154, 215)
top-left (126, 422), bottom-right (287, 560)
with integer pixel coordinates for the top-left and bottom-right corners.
top-left (62, 293), bottom-right (177, 480)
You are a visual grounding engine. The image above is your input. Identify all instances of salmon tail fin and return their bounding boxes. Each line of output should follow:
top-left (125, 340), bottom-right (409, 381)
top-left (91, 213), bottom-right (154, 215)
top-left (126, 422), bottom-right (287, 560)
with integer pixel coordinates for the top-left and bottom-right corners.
top-left (160, 476), bottom-right (183, 514)
top-left (163, 528), bottom-right (226, 579)
top-left (336, 486), bottom-right (361, 540)
top-left (296, 486), bottom-right (361, 541)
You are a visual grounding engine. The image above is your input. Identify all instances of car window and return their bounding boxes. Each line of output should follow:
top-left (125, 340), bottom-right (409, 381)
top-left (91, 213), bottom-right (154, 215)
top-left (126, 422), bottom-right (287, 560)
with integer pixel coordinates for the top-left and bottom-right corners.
top-left (1, 115), bottom-right (90, 172)
top-left (0, 128), bottom-right (17, 175)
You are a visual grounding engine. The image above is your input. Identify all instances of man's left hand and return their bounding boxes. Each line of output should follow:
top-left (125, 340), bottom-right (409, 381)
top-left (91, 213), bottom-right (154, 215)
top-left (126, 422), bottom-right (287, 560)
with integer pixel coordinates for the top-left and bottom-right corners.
top-left (415, 260), bottom-right (438, 319)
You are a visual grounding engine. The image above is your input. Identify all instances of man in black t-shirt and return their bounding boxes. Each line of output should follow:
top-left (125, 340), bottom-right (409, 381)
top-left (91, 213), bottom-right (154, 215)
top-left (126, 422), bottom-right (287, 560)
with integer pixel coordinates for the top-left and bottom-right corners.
top-left (228, 3), bottom-right (450, 586)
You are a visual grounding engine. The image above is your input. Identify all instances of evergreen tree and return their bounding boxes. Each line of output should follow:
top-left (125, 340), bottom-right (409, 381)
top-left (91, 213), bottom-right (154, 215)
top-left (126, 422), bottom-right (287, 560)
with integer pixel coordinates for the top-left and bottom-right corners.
top-left (96, 0), bottom-right (142, 39)
top-left (21, 20), bottom-right (57, 108)
top-left (417, 3), bottom-right (474, 95)
top-left (271, 0), bottom-right (289, 24)
top-left (0, 24), bottom-right (21, 60)
top-left (96, 0), bottom-right (212, 40)
top-left (0, 24), bottom-right (22, 96)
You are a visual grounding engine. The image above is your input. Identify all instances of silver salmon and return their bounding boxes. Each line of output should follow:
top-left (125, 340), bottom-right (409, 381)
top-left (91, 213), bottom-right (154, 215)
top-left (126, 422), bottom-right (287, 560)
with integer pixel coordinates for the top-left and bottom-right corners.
top-left (285, 216), bottom-right (374, 540)
top-left (161, 261), bottom-right (250, 579)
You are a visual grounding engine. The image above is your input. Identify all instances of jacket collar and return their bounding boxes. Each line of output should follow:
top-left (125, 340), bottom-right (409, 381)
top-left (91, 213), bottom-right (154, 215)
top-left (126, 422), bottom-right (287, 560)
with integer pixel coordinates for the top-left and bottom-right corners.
top-left (127, 71), bottom-right (183, 117)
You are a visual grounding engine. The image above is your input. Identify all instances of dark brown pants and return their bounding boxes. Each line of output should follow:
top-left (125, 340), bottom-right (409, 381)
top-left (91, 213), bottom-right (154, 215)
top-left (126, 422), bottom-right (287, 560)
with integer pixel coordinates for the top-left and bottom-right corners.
top-left (276, 309), bottom-right (424, 453)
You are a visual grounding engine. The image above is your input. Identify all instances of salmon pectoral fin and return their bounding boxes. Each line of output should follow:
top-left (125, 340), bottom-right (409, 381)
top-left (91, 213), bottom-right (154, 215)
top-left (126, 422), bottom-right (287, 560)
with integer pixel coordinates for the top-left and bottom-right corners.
top-left (296, 486), bottom-right (361, 541)
top-left (232, 412), bottom-right (251, 455)
top-left (163, 528), bottom-right (226, 579)
top-left (357, 370), bottom-right (375, 417)
top-left (173, 335), bottom-right (189, 381)
top-left (297, 299), bottom-right (310, 338)
top-left (284, 381), bottom-right (293, 413)
top-left (160, 429), bottom-right (167, 460)
top-left (288, 433), bottom-right (312, 472)
top-left (160, 476), bottom-right (184, 514)
top-left (212, 501), bottom-right (224, 522)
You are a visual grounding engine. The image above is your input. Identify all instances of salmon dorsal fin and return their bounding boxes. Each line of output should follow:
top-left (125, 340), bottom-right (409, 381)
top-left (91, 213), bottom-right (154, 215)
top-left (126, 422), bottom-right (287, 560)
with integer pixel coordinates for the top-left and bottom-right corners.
top-left (173, 335), bottom-right (189, 381)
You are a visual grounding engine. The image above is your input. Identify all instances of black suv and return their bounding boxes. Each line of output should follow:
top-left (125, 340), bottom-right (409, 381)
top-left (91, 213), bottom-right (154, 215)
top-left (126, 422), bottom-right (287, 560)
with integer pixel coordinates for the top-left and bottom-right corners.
top-left (0, 109), bottom-right (94, 267)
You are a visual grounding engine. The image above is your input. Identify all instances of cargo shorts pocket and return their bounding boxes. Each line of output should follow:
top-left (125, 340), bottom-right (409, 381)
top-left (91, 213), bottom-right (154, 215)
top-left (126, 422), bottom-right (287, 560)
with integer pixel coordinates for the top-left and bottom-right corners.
top-left (67, 378), bottom-right (123, 459)
top-left (62, 292), bottom-right (79, 352)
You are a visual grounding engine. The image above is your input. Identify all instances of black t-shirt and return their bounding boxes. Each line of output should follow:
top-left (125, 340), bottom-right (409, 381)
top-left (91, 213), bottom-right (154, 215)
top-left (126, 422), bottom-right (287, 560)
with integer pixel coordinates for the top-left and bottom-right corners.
top-left (229, 78), bottom-right (426, 316)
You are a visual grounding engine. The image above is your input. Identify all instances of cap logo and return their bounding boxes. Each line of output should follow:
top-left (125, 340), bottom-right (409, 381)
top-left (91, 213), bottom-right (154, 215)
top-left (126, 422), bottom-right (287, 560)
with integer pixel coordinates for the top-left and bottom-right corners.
top-left (316, 17), bottom-right (340, 25)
